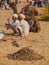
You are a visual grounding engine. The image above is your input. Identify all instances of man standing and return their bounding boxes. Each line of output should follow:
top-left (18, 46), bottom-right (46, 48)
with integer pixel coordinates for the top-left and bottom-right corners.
top-left (34, 0), bottom-right (39, 6)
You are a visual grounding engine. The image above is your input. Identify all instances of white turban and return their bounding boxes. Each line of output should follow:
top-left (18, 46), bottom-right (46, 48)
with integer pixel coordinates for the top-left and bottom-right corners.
top-left (12, 14), bottom-right (18, 18)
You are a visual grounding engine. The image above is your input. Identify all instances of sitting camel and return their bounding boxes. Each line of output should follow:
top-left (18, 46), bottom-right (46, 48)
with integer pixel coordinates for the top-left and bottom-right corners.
top-left (20, 4), bottom-right (41, 32)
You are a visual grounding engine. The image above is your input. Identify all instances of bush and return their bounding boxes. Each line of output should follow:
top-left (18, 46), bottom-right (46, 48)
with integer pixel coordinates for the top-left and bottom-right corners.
top-left (39, 3), bottom-right (49, 21)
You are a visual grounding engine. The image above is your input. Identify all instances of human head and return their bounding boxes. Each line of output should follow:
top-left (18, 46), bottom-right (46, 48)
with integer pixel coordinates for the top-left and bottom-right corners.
top-left (12, 14), bottom-right (18, 21)
top-left (18, 14), bottom-right (25, 20)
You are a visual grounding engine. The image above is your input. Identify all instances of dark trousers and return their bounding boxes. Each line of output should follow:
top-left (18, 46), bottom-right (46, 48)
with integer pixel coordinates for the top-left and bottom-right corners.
top-left (15, 0), bottom-right (18, 4)
top-left (34, 2), bottom-right (38, 6)
top-left (38, 1), bottom-right (42, 7)
top-left (34, 1), bottom-right (42, 7)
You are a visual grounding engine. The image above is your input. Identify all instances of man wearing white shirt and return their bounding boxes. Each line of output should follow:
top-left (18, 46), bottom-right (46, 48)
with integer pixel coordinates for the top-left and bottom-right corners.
top-left (6, 14), bottom-right (30, 36)
top-left (18, 14), bottom-right (30, 36)
top-left (6, 14), bottom-right (21, 35)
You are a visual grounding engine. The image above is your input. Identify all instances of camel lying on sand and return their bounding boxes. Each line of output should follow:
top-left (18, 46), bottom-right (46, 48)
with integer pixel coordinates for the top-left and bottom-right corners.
top-left (20, 4), bottom-right (41, 32)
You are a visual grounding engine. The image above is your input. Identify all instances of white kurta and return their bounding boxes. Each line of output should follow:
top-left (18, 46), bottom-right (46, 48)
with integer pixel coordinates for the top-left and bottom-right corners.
top-left (10, 20), bottom-right (20, 27)
top-left (20, 19), bottom-right (30, 36)
top-left (10, 19), bottom-right (30, 36)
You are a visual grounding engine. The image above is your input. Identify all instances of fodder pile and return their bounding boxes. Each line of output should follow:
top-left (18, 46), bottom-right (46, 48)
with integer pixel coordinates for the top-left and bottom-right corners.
top-left (7, 47), bottom-right (44, 61)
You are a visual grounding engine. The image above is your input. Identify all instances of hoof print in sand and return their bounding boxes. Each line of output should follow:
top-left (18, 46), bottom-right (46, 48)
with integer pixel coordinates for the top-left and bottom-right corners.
top-left (7, 47), bottom-right (45, 61)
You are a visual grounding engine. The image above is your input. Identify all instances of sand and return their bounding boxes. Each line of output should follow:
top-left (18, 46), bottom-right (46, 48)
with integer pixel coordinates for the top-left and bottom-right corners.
top-left (0, 2), bottom-right (49, 65)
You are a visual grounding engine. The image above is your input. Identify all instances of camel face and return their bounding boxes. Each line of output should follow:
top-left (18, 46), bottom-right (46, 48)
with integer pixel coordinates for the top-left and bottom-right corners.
top-left (21, 4), bottom-right (39, 16)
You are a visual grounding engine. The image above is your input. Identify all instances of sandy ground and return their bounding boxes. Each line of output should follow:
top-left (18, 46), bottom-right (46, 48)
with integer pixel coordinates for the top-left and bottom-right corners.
top-left (0, 2), bottom-right (49, 65)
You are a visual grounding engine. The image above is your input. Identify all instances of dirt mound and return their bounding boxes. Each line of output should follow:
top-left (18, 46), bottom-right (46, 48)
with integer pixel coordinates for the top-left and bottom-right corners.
top-left (7, 47), bottom-right (45, 61)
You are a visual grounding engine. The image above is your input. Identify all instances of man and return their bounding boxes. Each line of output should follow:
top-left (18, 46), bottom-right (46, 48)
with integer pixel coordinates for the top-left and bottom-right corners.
top-left (6, 14), bottom-right (20, 35)
top-left (0, 0), bottom-right (1, 7)
top-left (7, 0), bottom-right (10, 4)
top-left (18, 14), bottom-right (30, 36)
top-left (9, 1), bottom-right (17, 13)
top-left (38, 0), bottom-right (43, 7)
top-left (1, 0), bottom-right (9, 9)
top-left (15, 0), bottom-right (18, 4)
top-left (6, 14), bottom-right (30, 36)
top-left (34, 0), bottom-right (39, 6)
top-left (44, 0), bottom-right (48, 6)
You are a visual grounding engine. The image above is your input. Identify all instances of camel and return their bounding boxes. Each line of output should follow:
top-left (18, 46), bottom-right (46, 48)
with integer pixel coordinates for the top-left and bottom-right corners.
top-left (20, 4), bottom-right (41, 32)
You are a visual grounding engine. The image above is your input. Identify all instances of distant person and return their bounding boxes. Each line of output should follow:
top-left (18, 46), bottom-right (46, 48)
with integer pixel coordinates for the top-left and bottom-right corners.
top-left (9, 2), bottom-right (17, 13)
top-left (44, 0), bottom-right (48, 6)
top-left (15, 0), bottom-right (18, 4)
top-left (1, 0), bottom-right (9, 10)
top-left (31, 0), bottom-right (34, 5)
top-left (34, 0), bottom-right (39, 6)
top-left (0, 0), bottom-right (1, 7)
top-left (7, 0), bottom-right (10, 4)
top-left (38, 0), bottom-right (43, 7)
